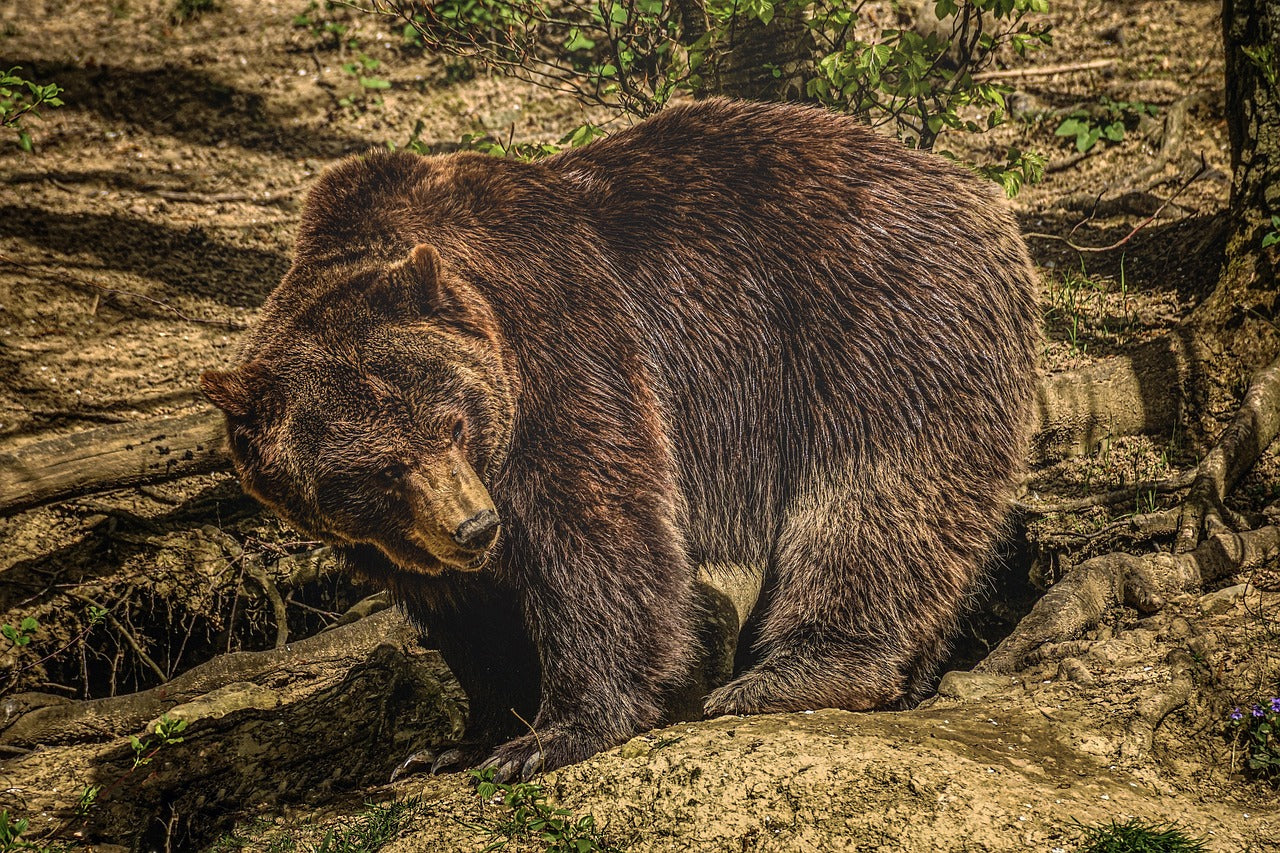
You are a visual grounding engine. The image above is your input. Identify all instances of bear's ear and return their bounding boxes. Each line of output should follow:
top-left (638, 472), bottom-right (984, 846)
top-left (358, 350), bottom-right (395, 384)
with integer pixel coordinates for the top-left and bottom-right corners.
top-left (391, 243), bottom-right (476, 324)
top-left (200, 361), bottom-right (273, 418)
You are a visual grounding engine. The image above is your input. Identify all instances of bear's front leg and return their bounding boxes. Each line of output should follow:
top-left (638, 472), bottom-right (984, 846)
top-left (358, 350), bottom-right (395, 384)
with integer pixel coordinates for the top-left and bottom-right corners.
top-left (395, 572), bottom-right (542, 778)
top-left (338, 548), bottom-right (544, 781)
top-left (480, 485), bottom-right (698, 781)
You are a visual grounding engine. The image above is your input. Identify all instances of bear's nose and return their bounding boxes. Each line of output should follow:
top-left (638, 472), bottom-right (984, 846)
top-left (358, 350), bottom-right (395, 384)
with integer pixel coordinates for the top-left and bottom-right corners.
top-left (453, 509), bottom-right (499, 550)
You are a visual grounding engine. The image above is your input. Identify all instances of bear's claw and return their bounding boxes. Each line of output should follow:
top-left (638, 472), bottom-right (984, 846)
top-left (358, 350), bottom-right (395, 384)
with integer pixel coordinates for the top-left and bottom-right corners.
top-left (478, 750), bottom-right (543, 784)
top-left (391, 743), bottom-right (490, 782)
top-left (390, 748), bottom-right (437, 783)
top-left (479, 728), bottom-right (599, 781)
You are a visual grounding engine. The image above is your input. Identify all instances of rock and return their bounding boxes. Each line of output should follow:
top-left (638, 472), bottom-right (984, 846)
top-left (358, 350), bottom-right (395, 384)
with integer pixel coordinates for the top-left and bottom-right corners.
top-left (1200, 584), bottom-right (1248, 615)
top-left (936, 671), bottom-right (1018, 700)
top-left (620, 737), bottom-right (652, 759)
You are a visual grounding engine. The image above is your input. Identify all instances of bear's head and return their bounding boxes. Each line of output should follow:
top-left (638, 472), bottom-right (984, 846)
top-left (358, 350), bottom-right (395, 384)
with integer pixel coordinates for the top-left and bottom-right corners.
top-left (200, 244), bottom-right (517, 575)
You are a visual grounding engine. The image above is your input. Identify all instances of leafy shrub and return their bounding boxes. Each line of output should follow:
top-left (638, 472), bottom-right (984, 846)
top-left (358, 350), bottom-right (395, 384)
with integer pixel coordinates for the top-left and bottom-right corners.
top-left (1, 617), bottom-right (38, 648)
top-left (1054, 97), bottom-right (1158, 153)
top-left (365, 0), bottom-right (1051, 193)
top-left (0, 67), bottom-right (64, 152)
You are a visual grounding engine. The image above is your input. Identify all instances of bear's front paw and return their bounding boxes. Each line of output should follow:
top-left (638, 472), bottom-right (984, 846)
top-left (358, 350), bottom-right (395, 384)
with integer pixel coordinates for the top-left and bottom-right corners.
top-left (478, 727), bottom-right (607, 782)
top-left (390, 741), bottom-right (493, 782)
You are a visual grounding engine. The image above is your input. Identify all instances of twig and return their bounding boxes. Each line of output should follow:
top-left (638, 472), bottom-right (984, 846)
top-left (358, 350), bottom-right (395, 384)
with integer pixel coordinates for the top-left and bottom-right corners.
top-left (0, 252), bottom-right (246, 329)
top-left (46, 179), bottom-right (290, 206)
top-left (286, 598), bottom-right (342, 620)
top-left (972, 58), bottom-right (1114, 81)
top-left (152, 189), bottom-right (290, 205)
top-left (509, 707), bottom-right (546, 777)
top-left (63, 591), bottom-right (168, 684)
top-left (241, 556), bottom-right (290, 649)
top-left (1024, 155), bottom-right (1209, 252)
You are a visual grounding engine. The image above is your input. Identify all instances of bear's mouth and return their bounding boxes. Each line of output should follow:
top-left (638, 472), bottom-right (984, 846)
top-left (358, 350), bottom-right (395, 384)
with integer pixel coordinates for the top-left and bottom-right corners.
top-left (382, 530), bottom-right (496, 575)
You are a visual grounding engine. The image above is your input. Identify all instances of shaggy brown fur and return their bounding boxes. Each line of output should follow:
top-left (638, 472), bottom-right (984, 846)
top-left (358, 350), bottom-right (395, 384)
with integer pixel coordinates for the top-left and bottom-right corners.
top-left (202, 98), bottom-right (1040, 780)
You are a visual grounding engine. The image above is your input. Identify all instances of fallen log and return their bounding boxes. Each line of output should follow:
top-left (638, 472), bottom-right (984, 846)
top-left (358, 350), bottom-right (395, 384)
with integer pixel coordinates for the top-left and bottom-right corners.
top-left (1030, 335), bottom-right (1190, 464)
top-left (0, 411), bottom-right (227, 515)
top-left (0, 607), bottom-right (416, 749)
top-left (1, 608), bottom-right (467, 848)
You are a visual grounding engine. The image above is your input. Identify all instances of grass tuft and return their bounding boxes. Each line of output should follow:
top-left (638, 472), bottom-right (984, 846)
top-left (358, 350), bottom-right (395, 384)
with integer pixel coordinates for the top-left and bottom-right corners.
top-left (1073, 817), bottom-right (1207, 853)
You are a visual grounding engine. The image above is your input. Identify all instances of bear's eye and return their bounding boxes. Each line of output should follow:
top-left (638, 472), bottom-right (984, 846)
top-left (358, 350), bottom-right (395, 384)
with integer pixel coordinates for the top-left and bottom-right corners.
top-left (451, 418), bottom-right (465, 445)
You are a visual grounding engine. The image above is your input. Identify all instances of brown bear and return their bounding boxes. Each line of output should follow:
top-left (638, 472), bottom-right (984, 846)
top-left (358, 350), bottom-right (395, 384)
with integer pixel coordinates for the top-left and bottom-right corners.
top-left (201, 98), bottom-right (1039, 781)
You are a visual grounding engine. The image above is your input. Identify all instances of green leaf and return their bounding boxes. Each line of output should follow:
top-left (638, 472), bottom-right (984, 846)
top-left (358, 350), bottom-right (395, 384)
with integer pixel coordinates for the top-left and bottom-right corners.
top-left (1263, 232), bottom-right (1279, 248)
top-left (1055, 117), bottom-right (1087, 137)
top-left (359, 77), bottom-right (391, 90)
top-left (564, 28), bottom-right (595, 51)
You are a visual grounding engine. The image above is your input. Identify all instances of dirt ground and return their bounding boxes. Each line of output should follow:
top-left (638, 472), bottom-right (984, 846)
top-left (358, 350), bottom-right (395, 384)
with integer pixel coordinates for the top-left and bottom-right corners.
top-left (2, 0), bottom-right (1278, 850)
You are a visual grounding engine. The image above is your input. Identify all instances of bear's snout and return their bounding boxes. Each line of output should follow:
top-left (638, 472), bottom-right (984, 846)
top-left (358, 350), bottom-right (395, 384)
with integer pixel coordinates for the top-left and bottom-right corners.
top-left (452, 508), bottom-right (500, 551)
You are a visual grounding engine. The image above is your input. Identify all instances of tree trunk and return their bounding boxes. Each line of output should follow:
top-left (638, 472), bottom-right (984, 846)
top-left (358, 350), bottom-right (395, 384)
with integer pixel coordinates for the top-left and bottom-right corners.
top-left (699, 4), bottom-right (814, 101)
top-left (1190, 0), bottom-right (1280, 374)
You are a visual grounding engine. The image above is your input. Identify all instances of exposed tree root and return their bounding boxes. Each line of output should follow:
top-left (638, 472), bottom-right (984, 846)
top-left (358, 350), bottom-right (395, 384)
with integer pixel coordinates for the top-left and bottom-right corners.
top-left (977, 524), bottom-right (1280, 674)
top-left (1125, 90), bottom-right (1217, 192)
top-left (1174, 353), bottom-right (1280, 553)
top-left (1120, 649), bottom-right (1196, 761)
top-left (1016, 470), bottom-right (1196, 514)
top-left (993, 352), bottom-right (1280, 678)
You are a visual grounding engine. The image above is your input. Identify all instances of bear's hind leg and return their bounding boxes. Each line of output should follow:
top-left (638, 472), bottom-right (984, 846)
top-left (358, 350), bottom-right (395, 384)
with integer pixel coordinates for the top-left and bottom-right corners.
top-left (704, 470), bottom-right (988, 716)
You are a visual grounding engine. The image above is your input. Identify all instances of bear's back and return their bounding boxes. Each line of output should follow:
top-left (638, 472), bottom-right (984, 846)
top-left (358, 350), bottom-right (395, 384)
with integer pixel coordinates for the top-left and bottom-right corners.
top-left (537, 99), bottom-right (1039, 464)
